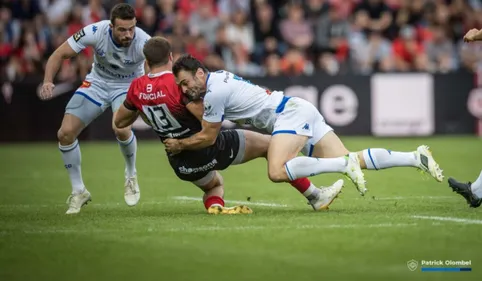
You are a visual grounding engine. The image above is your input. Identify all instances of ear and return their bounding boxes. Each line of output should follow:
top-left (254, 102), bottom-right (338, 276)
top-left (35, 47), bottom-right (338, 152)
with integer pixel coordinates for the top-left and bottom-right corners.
top-left (196, 67), bottom-right (204, 77)
top-left (109, 23), bottom-right (113, 29)
top-left (169, 52), bottom-right (173, 62)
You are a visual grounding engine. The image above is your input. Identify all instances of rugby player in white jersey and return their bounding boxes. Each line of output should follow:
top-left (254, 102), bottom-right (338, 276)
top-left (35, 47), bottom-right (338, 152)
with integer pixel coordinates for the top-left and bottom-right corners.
top-left (39, 4), bottom-right (151, 214)
top-left (164, 55), bottom-right (444, 197)
top-left (445, 28), bottom-right (482, 208)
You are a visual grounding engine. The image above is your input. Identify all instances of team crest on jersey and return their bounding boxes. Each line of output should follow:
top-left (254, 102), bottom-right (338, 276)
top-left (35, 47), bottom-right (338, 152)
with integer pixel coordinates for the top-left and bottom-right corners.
top-left (204, 101), bottom-right (212, 113)
top-left (73, 29), bottom-right (85, 42)
top-left (95, 48), bottom-right (105, 57)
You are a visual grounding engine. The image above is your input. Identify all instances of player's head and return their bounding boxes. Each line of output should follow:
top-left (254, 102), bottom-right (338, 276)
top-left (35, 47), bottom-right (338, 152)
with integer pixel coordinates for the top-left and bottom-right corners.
top-left (110, 3), bottom-right (136, 47)
top-left (172, 54), bottom-right (209, 100)
top-left (143, 36), bottom-right (172, 69)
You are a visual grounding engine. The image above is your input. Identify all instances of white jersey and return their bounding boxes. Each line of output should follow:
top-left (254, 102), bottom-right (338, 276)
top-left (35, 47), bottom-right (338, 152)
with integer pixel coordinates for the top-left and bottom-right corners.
top-left (203, 70), bottom-right (284, 132)
top-left (67, 20), bottom-right (151, 83)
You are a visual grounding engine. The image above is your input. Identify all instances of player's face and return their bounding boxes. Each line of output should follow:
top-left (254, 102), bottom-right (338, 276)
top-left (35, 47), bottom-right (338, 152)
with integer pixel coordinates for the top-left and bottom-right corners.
top-left (111, 18), bottom-right (136, 47)
top-left (176, 69), bottom-right (207, 100)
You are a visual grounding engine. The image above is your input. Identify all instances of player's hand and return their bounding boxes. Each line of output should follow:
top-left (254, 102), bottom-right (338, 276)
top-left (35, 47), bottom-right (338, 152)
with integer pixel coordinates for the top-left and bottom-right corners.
top-left (464, 28), bottom-right (479, 43)
top-left (163, 138), bottom-right (182, 154)
top-left (40, 82), bottom-right (55, 100)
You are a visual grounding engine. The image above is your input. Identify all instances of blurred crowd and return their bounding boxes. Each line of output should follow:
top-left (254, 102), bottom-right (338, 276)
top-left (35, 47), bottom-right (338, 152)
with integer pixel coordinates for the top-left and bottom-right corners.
top-left (2, 0), bottom-right (482, 83)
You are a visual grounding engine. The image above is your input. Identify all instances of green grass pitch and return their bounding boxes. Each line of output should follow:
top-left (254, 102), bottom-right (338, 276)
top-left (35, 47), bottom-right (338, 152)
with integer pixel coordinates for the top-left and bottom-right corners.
top-left (0, 136), bottom-right (481, 281)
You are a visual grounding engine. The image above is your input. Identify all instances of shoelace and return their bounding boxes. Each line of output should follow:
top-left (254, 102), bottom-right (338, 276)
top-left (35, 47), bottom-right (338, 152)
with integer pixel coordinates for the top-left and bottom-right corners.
top-left (125, 179), bottom-right (137, 194)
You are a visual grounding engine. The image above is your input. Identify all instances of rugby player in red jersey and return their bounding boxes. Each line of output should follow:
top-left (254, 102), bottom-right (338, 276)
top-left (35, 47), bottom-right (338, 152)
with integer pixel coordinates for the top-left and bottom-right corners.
top-left (115, 37), bottom-right (343, 214)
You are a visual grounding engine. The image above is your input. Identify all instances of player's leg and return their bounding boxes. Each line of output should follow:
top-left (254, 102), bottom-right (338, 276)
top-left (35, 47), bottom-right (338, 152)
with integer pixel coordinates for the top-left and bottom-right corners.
top-left (448, 170), bottom-right (482, 208)
top-left (309, 130), bottom-right (444, 187)
top-left (60, 89), bottom-right (105, 214)
top-left (192, 171), bottom-right (252, 214)
top-left (268, 133), bottom-right (344, 210)
top-left (223, 129), bottom-right (340, 209)
top-left (111, 91), bottom-right (140, 206)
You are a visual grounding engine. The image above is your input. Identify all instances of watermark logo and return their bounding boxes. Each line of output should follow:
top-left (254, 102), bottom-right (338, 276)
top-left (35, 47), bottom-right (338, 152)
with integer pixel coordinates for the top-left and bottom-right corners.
top-left (407, 259), bottom-right (418, 271)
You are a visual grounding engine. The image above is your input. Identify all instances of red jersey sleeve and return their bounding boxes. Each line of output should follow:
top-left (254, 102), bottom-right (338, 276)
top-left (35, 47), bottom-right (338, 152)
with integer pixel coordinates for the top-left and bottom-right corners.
top-left (124, 79), bottom-right (138, 111)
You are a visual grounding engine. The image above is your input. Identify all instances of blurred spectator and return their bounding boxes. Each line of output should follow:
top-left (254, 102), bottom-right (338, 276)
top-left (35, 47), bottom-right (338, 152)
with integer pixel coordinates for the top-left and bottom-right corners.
top-left (354, 0), bottom-right (393, 37)
top-left (280, 48), bottom-right (314, 76)
top-left (188, 1), bottom-right (219, 45)
top-left (1, 0), bottom-right (482, 81)
top-left (314, 5), bottom-right (350, 74)
top-left (352, 30), bottom-right (394, 73)
top-left (137, 4), bottom-right (158, 36)
top-left (425, 24), bottom-right (457, 72)
top-left (280, 3), bottom-right (313, 51)
top-left (226, 9), bottom-right (254, 54)
top-left (392, 25), bottom-right (429, 71)
top-left (304, 0), bottom-right (331, 25)
top-left (252, 3), bottom-right (285, 64)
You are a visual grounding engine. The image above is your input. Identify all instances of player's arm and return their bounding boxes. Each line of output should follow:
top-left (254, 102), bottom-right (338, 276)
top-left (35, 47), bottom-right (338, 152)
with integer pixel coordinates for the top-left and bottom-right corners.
top-left (185, 99), bottom-right (204, 121)
top-left (44, 25), bottom-right (97, 84)
top-left (114, 83), bottom-right (140, 128)
top-left (43, 42), bottom-right (78, 84)
top-left (464, 28), bottom-right (482, 42)
top-left (177, 120), bottom-right (222, 150)
top-left (41, 24), bottom-right (98, 100)
top-left (164, 93), bottom-right (224, 152)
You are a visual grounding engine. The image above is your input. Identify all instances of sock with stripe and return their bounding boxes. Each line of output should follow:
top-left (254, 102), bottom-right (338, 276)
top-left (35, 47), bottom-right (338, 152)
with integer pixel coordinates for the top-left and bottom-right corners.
top-left (59, 139), bottom-right (85, 194)
top-left (362, 148), bottom-right (417, 170)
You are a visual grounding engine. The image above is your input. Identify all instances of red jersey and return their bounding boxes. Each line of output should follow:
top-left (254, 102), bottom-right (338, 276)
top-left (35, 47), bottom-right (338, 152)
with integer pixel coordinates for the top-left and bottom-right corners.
top-left (124, 71), bottom-right (201, 140)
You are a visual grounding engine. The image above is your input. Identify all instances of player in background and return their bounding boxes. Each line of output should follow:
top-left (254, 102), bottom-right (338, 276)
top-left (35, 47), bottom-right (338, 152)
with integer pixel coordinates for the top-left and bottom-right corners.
top-left (39, 4), bottom-right (151, 214)
top-left (448, 172), bottom-right (482, 208)
top-left (447, 28), bottom-right (482, 208)
top-left (165, 55), bottom-right (444, 197)
top-left (114, 37), bottom-right (344, 214)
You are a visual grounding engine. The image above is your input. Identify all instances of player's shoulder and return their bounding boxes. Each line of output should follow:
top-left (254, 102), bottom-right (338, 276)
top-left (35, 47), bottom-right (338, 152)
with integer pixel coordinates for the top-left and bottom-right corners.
top-left (87, 20), bottom-right (110, 35)
top-left (134, 26), bottom-right (151, 43)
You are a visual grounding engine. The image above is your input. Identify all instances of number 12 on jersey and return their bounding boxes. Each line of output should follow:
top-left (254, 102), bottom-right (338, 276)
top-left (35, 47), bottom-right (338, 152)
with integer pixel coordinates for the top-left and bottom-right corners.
top-left (142, 104), bottom-right (182, 133)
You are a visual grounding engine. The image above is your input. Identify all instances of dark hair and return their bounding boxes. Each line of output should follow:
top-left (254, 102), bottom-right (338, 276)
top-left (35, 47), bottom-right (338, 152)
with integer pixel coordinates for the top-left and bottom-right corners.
top-left (110, 3), bottom-right (136, 25)
top-left (172, 54), bottom-right (209, 76)
top-left (143, 36), bottom-right (171, 68)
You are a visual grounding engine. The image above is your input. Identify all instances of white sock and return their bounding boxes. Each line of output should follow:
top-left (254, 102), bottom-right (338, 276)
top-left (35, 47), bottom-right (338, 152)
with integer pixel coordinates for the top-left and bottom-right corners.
top-left (59, 139), bottom-right (85, 194)
top-left (362, 148), bottom-right (417, 170)
top-left (284, 156), bottom-right (347, 181)
top-left (118, 132), bottom-right (137, 178)
top-left (471, 170), bottom-right (482, 198)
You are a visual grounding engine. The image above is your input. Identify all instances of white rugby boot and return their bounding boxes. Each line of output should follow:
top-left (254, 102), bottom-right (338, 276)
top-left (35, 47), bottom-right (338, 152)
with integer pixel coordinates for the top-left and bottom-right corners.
top-left (344, 153), bottom-right (367, 195)
top-left (124, 176), bottom-right (140, 206)
top-left (415, 145), bottom-right (444, 182)
top-left (308, 179), bottom-right (344, 210)
top-left (66, 189), bottom-right (91, 214)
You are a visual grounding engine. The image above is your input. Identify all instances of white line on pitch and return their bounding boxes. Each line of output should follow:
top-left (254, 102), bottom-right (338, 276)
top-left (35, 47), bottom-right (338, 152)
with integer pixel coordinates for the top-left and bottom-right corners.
top-left (411, 215), bottom-right (482, 225)
top-left (172, 196), bottom-right (288, 207)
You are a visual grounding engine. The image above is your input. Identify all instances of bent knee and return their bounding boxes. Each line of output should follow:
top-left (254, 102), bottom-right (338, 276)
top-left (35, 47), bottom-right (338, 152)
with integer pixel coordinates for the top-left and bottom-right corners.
top-left (268, 166), bottom-right (290, 183)
top-left (113, 124), bottom-right (131, 139)
top-left (57, 127), bottom-right (77, 145)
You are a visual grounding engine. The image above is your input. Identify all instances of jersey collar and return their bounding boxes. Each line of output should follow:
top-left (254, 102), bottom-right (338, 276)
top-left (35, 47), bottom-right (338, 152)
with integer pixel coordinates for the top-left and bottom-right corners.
top-left (148, 71), bottom-right (172, 78)
top-left (205, 72), bottom-right (211, 87)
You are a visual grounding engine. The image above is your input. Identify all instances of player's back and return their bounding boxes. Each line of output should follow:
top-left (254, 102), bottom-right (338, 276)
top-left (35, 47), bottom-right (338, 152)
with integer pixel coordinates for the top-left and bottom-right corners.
top-left (205, 70), bottom-right (284, 131)
top-left (128, 71), bottom-right (201, 140)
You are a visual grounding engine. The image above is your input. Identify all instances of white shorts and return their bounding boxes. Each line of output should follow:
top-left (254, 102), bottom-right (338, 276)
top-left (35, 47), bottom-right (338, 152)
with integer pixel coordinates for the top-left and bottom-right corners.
top-left (65, 77), bottom-right (130, 125)
top-left (272, 96), bottom-right (333, 157)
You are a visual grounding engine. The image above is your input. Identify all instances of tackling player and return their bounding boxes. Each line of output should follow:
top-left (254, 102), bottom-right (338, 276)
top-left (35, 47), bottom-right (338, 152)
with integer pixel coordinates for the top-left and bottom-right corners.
top-left (114, 37), bottom-right (343, 214)
top-left (164, 55), bottom-right (444, 196)
top-left (39, 4), bottom-right (151, 214)
top-left (447, 28), bottom-right (482, 208)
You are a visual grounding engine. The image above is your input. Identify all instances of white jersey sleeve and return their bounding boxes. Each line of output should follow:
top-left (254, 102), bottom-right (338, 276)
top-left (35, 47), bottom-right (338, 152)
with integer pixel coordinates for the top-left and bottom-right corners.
top-left (202, 75), bottom-right (231, 123)
top-left (133, 28), bottom-right (151, 62)
top-left (67, 23), bottom-right (102, 53)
